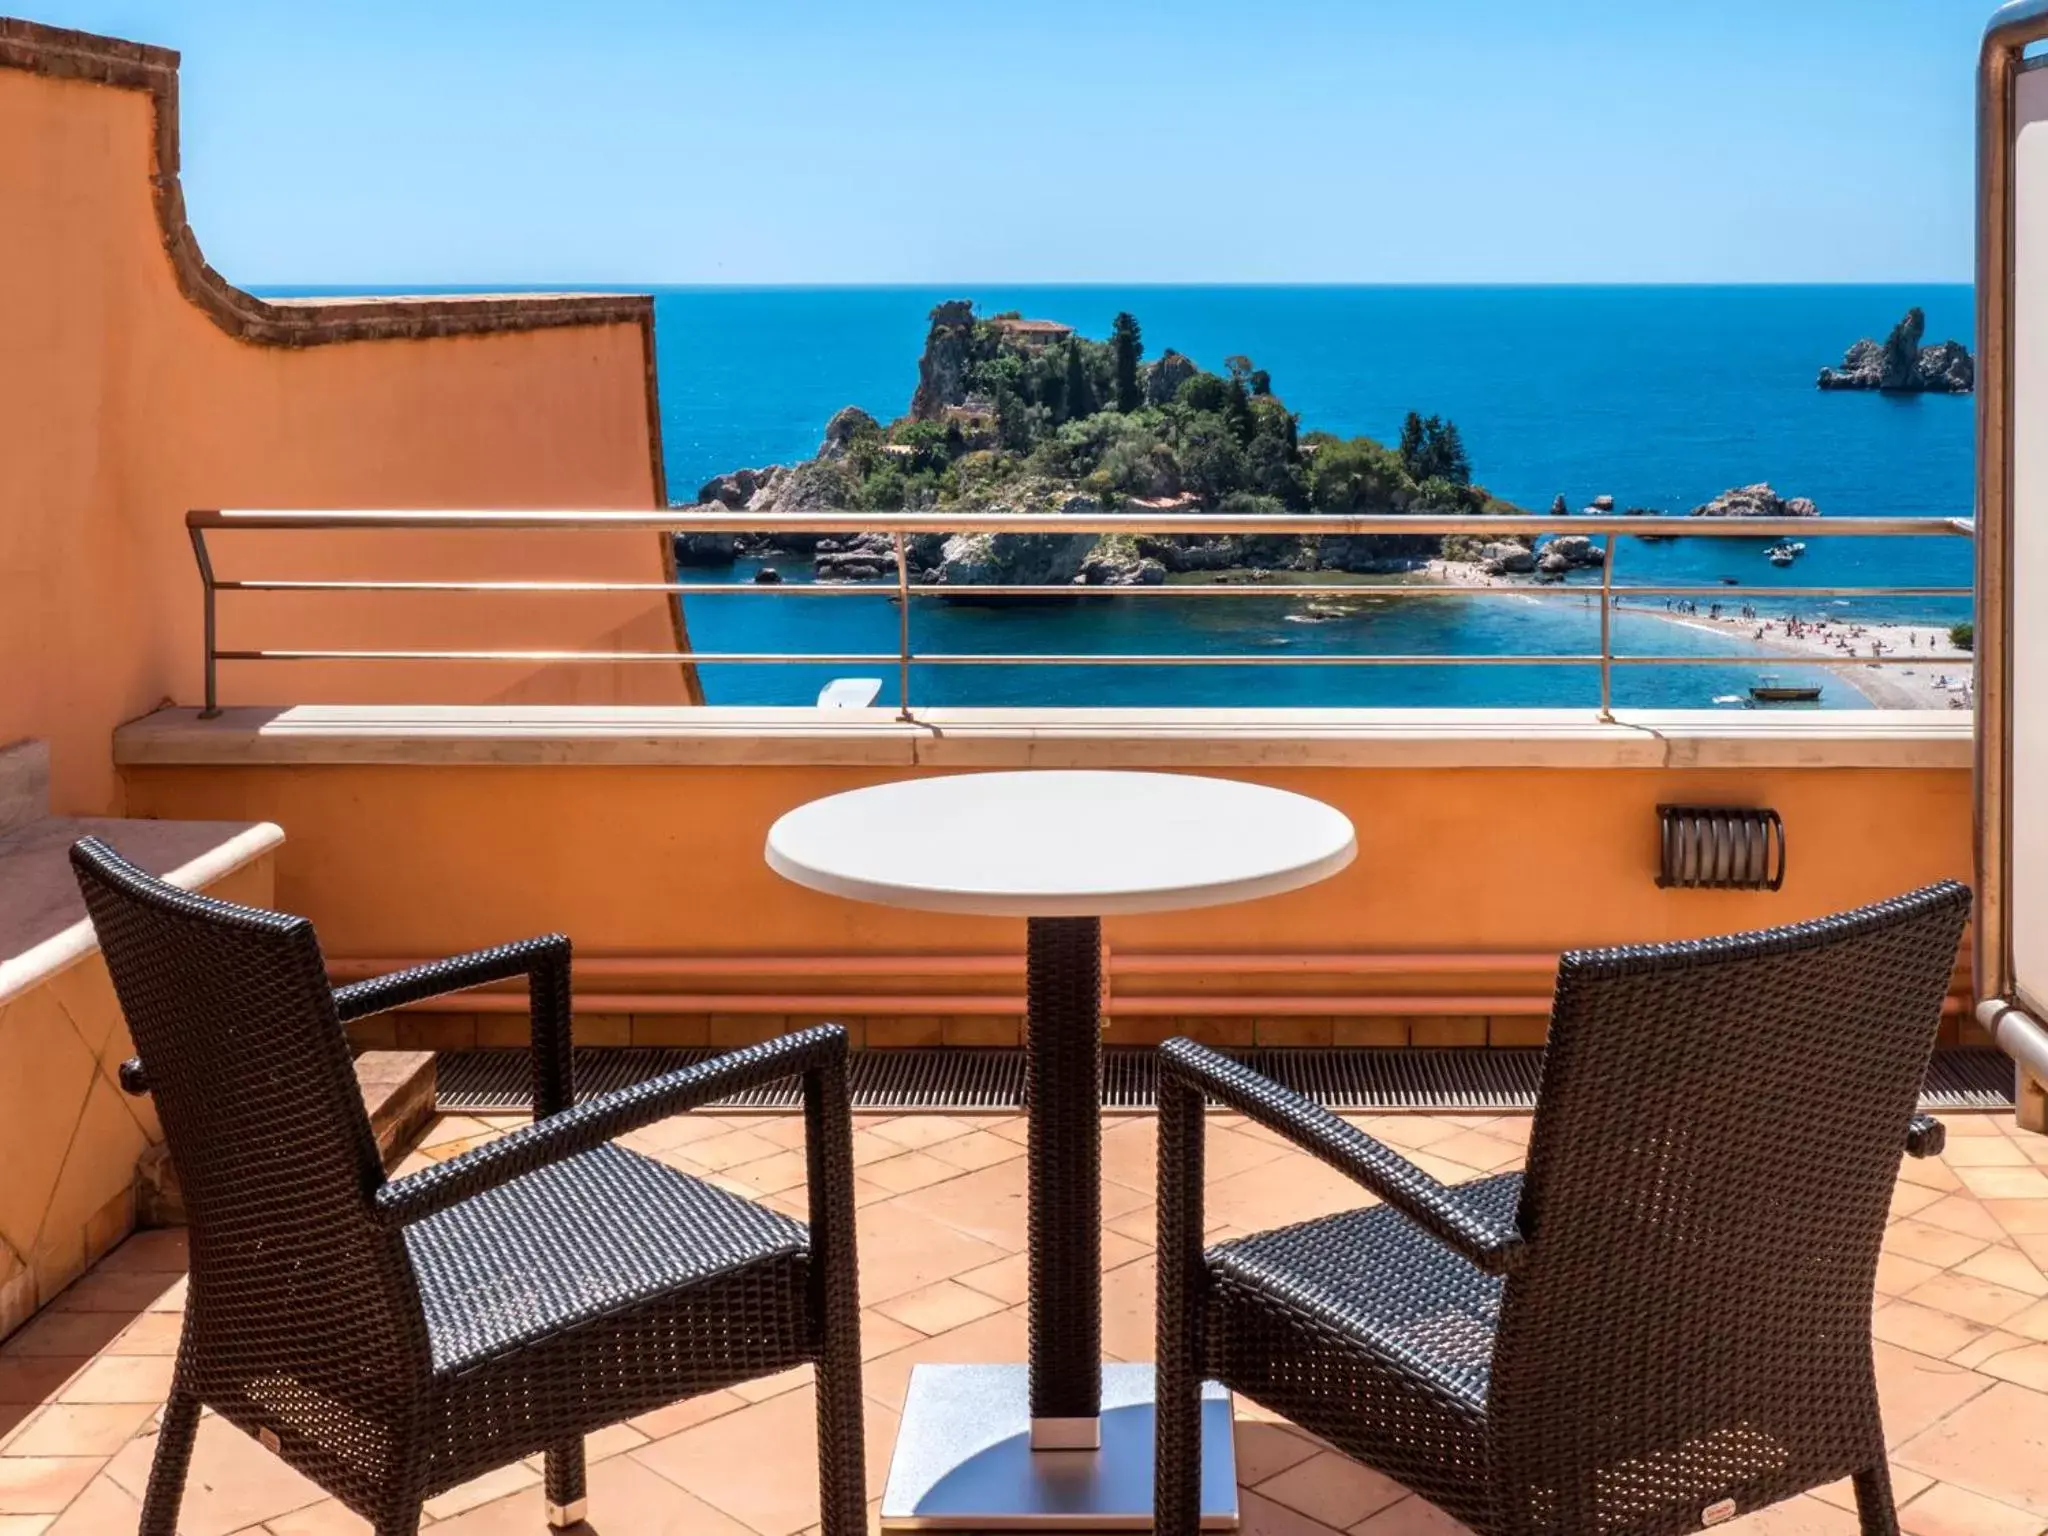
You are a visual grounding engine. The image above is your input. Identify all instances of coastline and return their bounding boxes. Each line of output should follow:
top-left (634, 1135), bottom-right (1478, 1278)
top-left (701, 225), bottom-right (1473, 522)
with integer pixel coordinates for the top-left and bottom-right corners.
top-left (1416, 558), bottom-right (1971, 710)
top-left (1633, 605), bottom-right (1972, 711)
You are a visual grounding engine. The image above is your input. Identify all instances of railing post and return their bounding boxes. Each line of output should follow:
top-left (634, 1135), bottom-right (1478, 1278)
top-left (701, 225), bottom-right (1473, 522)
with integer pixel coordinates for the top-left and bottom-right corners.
top-left (189, 518), bottom-right (220, 718)
top-left (1598, 534), bottom-right (1616, 721)
top-left (894, 532), bottom-right (914, 721)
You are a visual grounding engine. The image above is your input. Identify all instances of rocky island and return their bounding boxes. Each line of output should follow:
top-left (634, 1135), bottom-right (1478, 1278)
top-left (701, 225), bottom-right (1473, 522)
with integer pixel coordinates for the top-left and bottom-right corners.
top-left (683, 300), bottom-right (1533, 590)
top-left (1817, 307), bottom-right (1973, 394)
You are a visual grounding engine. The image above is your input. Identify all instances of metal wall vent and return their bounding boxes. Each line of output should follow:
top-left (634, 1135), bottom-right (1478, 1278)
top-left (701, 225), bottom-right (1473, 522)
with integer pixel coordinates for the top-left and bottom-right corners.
top-left (1658, 805), bottom-right (1786, 891)
top-left (434, 1044), bottom-right (2011, 1115)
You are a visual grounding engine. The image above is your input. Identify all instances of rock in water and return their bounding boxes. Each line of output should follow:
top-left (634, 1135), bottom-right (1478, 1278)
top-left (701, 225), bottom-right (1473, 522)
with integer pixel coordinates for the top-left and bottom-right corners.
top-left (1818, 308), bottom-right (1974, 394)
top-left (1550, 494), bottom-right (1570, 516)
top-left (1689, 483), bottom-right (1822, 518)
top-left (1589, 495), bottom-right (1616, 512)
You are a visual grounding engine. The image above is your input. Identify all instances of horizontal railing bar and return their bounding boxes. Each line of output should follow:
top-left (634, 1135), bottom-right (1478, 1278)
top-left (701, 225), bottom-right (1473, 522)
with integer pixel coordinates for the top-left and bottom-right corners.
top-left (188, 508), bottom-right (1972, 538)
top-left (212, 647), bottom-right (1964, 670)
top-left (205, 577), bottom-right (1973, 600)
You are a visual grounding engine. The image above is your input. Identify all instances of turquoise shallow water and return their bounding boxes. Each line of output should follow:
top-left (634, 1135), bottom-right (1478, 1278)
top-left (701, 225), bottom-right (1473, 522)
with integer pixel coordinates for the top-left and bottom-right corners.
top-left (270, 283), bottom-right (1979, 708)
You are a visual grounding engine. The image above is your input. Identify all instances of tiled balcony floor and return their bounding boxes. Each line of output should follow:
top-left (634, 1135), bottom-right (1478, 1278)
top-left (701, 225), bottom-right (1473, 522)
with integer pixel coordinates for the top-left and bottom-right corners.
top-left (5, 1106), bottom-right (2048, 1534)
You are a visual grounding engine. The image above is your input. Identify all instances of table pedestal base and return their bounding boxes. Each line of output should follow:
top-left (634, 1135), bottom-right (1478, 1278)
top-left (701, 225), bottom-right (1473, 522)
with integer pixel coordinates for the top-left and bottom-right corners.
top-left (879, 1364), bottom-right (1239, 1530)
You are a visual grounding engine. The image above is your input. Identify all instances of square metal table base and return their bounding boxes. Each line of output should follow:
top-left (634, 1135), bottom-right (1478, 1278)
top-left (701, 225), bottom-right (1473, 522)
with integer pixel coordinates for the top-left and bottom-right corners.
top-left (879, 1363), bottom-right (1239, 1530)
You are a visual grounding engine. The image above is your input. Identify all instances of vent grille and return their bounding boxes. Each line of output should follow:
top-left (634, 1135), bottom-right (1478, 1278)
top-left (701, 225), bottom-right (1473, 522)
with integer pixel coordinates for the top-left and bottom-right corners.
top-left (434, 1045), bottom-right (2013, 1115)
top-left (1657, 805), bottom-right (1786, 891)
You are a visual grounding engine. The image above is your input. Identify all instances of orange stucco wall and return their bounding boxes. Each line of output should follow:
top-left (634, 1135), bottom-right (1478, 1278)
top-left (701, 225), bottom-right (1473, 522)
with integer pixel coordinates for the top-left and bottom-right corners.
top-left (120, 758), bottom-right (1975, 1044)
top-left (0, 46), bottom-right (684, 815)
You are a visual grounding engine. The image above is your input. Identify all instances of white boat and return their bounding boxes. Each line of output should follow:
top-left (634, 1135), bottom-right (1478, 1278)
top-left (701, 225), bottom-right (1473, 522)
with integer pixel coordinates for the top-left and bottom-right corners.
top-left (1766, 541), bottom-right (1806, 567)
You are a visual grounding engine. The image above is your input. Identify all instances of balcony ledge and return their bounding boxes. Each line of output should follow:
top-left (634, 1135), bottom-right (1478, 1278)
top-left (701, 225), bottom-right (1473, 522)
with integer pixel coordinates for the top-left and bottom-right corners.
top-left (113, 705), bottom-right (1973, 771)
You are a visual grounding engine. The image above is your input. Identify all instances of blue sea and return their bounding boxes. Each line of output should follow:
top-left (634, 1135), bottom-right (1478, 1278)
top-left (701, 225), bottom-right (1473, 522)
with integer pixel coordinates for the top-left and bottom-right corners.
top-left (277, 284), bottom-right (1980, 709)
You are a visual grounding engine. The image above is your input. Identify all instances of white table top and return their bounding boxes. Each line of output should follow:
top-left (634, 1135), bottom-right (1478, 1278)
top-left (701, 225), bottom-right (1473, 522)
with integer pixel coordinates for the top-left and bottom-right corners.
top-left (765, 770), bottom-right (1356, 919)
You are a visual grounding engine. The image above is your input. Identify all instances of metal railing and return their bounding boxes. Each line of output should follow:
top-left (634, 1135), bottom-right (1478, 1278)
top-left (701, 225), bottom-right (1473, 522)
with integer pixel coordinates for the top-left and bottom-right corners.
top-left (186, 508), bottom-right (1975, 720)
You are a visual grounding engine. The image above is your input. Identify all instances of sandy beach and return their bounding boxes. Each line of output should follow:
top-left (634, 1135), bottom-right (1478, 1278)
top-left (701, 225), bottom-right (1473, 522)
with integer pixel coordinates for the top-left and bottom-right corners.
top-left (1635, 602), bottom-right (1973, 710)
top-left (1418, 559), bottom-right (1973, 709)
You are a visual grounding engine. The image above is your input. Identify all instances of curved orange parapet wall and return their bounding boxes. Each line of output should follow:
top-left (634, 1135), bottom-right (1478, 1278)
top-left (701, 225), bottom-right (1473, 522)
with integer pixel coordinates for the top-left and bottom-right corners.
top-left (0, 19), bottom-right (695, 816)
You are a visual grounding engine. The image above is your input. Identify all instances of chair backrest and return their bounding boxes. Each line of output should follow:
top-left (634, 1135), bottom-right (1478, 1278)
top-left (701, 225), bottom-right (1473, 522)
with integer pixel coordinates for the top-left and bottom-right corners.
top-left (70, 839), bottom-right (429, 1418)
top-left (1489, 882), bottom-right (1970, 1531)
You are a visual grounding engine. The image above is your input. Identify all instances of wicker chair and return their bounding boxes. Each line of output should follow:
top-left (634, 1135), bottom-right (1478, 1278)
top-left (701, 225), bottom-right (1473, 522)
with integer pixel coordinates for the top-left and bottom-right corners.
top-left (71, 836), bottom-right (865, 1536)
top-left (1154, 882), bottom-right (1970, 1536)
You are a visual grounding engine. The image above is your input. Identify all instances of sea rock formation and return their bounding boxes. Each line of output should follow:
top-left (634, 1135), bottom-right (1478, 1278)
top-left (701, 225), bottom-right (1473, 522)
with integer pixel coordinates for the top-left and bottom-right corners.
top-left (1589, 495), bottom-right (1616, 512)
top-left (1535, 533), bottom-right (1606, 578)
top-left (1481, 540), bottom-right (1537, 575)
top-left (1689, 483), bottom-right (1820, 519)
top-left (910, 301), bottom-right (976, 419)
top-left (1550, 495), bottom-right (1569, 516)
top-left (1818, 308), bottom-right (1974, 394)
top-left (1145, 350), bottom-right (1200, 406)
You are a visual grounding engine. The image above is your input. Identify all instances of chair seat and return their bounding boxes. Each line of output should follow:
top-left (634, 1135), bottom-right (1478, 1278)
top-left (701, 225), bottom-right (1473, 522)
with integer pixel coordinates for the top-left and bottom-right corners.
top-left (1208, 1171), bottom-right (1522, 1413)
top-left (405, 1142), bottom-right (809, 1376)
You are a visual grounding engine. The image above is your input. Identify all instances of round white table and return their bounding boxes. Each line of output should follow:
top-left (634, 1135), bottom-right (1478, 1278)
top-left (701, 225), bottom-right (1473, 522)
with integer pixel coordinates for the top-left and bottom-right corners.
top-left (767, 771), bottom-right (1357, 1531)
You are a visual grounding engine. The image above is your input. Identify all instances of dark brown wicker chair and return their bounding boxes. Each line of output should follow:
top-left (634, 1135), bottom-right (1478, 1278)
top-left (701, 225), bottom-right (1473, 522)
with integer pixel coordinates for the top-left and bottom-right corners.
top-left (1154, 883), bottom-right (1970, 1536)
top-left (71, 836), bottom-right (865, 1536)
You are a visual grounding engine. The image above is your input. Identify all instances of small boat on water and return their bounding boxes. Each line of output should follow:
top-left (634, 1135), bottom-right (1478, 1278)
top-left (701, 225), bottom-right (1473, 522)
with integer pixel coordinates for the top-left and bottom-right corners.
top-left (1766, 540), bottom-right (1806, 567)
top-left (1749, 674), bottom-right (1823, 704)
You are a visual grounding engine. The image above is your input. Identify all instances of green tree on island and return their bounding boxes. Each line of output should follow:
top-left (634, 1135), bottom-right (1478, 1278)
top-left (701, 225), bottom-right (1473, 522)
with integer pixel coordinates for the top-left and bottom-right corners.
top-left (1111, 312), bottom-right (1144, 412)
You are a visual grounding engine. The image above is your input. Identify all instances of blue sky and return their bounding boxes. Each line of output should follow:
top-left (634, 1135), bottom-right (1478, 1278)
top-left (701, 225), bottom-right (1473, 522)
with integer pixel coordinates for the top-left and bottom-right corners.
top-left (21, 0), bottom-right (1999, 284)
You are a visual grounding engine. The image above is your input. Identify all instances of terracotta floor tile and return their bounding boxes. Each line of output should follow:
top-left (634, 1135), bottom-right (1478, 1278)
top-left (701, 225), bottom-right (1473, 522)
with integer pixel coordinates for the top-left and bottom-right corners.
top-left (1899, 1479), bottom-right (2046, 1535)
top-left (1100, 1254), bottom-right (1159, 1362)
top-left (873, 1280), bottom-right (1006, 1336)
top-left (1958, 1167), bottom-right (2048, 1202)
top-left (1807, 1463), bottom-right (1933, 1513)
top-left (105, 1313), bottom-right (182, 1357)
top-left (851, 1200), bottom-right (1007, 1305)
top-left (262, 1497), bottom-right (375, 1534)
top-left (53, 1354), bottom-right (173, 1405)
top-left (2005, 1297), bottom-right (2048, 1343)
top-left (1976, 1339), bottom-right (2048, 1391)
top-left (859, 1308), bottom-right (1029, 1414)
top-left (41, 1475), bottom-right (139, 1534)
top-left (632, 1382), bottom-right (896, 1536)
top-left (1345, 1492), bottom-right (1474, 1533)
top-left (1939, 1136), bottom-right (2032, 1168)
top-left (924, 1130), bottom-right (1022, 1173)
top-left (45, 1270), bottom-right (182, 1315)
top-left (84, 1230), bottom-right (187, 1275)
top-left (0, 1314), bottom-right (123, 1362)
top-left (1912, 1193), bottom-right (2014, 1243)
top-left (1947, 1328), bottom-right (2033, 1371)
top-left (732, 1365), bottom-right (812, 1404)
top-left (0, 1517), bottom-right (51, 1535)
top-left (1897, 1379), bottom-right (2048, 1515)
top-left (1235, 1488), bottom-right (1351, 1536)
top-left (723, 1149), bottom-right (811, 1198)
top-left (1872, 1343), bottom-right (1997, 1448)
top-left (0, 1365), bottom-right (82, 1410)
top-left (1984, 1198), bottom-right (2048, 1237)
top-left (866, 1116), bottom-right (976, 1152)
top-left (627, 1389), bottom-right (749, 1440)
top-left (1718, 1494), bottom-right (1862, 1532)
top-left (1235, 1420), bottom-right (1321, 1486)
top-left (0, 1459), bottom-right (99, 1516)
top-left (1871, 1299), bottom-right (1992, 1362)
top-left (680, 1128), bottom-right (787, 1173)
top-left (433, 1453), bottom-right (756, 1536)
top-left (105, 1416), bottom-right (328, 1536)
top-left (2, 1403), bottom-right (154, 1458)
top-left (1882, 1219), bottom-right (1989, 1270)
top-left (1256, 1449), bottom-right (1407, 1528)
top-left (1897, 1156), bottom-right (1965, 1193)
top-left (1875, 1252), bottom-right (1943, 1299)
top-left (1901, 1270), bottom-right (2037, 1330)
top-left (953, 1252), bottom-right (1028, 1305)
top-left (858, 1152), bottom-right (963, 1198)
top-left (1953, 1244), bottom-right (2048, 1298)
top-left (421, 1461), bottom-right (539, 1519)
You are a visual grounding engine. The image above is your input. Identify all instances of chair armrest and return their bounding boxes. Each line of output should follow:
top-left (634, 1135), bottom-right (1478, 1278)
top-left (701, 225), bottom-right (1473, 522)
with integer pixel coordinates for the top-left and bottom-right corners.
top-left (1906, 1113), bottom-right (1945, 1159)
top-left (372, 1024), bottom-right (848, 1228)
top-left (331, 936), bottom-right (570, 1021)
top-left (331, 934), bottom-right (575, 1115)
top-left (1157, 1038), bottom-right (1527, 1275)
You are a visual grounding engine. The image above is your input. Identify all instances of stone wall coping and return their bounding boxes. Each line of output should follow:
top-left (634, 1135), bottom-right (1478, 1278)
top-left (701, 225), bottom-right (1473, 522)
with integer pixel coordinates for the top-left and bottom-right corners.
top-left (112, 705), bottom-right (1974, 772)
top-left (0, 816), bottom-right (285, 1006)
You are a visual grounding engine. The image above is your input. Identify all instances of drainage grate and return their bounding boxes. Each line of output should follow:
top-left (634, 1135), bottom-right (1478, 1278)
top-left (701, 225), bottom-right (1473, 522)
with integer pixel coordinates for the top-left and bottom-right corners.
top-left (435, 1046), bottom-right (2017, 1116)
